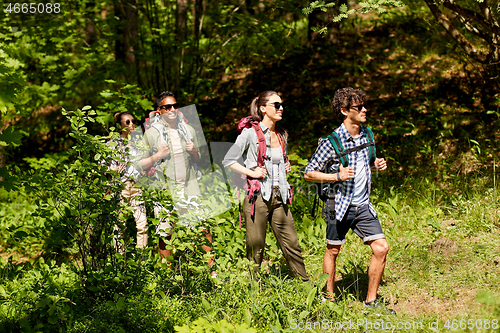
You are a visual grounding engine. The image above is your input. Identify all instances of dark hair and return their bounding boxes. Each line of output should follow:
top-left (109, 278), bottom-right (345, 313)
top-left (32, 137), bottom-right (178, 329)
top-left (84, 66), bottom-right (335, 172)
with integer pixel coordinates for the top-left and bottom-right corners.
top-left (331, 87), bottom-right (367, 121)
top-left (114, 111), bottom-right (135, 128)
top-left (250, 90), bottom-right (278, 122)
top-left (249, 90), bottom-right (288, 141)
top-left (156, 91), bottom-right (175, 108)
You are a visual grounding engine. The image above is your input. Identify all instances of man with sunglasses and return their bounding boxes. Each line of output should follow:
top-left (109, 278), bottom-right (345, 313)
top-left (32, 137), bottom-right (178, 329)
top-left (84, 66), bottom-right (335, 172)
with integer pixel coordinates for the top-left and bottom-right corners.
top-left (304, 87), bottom-right (393, 313)
top-left (134, 91), bottom-right (214, 271)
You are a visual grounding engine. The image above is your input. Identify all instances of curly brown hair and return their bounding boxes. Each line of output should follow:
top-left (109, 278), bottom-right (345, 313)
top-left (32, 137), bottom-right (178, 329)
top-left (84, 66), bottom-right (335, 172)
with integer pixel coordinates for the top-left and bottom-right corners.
top-left (331, 87), bottom-right (367, 121)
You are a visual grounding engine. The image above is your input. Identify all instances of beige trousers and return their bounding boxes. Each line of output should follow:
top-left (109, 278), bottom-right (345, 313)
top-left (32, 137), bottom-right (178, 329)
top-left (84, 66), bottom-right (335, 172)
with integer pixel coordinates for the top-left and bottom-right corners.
top-left (114, 180), bottom-right (148, 253)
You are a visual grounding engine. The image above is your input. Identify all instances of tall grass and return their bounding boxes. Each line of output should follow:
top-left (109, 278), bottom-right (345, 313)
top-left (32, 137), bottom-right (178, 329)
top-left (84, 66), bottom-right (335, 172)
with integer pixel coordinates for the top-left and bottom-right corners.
top-left (1, 152), bottom-right (499, 332)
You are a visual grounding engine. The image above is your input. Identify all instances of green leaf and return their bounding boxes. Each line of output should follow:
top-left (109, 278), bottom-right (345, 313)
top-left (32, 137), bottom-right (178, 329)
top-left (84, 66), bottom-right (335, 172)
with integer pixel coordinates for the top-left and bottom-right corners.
top-left (100, 91), bottom-right (113, 98)
top-left (116, 297), bottom-right (126, 311)
top-left (48, 315), bottom-right (58, 325)
top-left (0, 127), bottom-right (23, 147)
top-left (243, 308), bottom-right (252, 326)
top-left (139, 98), bottom-right (153, 111)
top-left (201, 298), bottom-right (211, 311)
top-left (306, 286), bottom-right (317, 310)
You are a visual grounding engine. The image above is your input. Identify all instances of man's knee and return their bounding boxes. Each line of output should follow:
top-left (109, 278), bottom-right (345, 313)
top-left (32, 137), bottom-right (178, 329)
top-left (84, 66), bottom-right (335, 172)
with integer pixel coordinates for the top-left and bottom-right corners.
top-left (325, 244), bottom-right (341, 258)
top-left (370, 239), bottom-right (389, 257)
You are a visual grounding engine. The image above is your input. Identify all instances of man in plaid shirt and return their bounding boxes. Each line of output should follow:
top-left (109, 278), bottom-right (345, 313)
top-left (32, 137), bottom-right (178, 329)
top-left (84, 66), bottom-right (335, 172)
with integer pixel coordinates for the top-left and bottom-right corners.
top-left (305, 87), bottom-right (393, 313)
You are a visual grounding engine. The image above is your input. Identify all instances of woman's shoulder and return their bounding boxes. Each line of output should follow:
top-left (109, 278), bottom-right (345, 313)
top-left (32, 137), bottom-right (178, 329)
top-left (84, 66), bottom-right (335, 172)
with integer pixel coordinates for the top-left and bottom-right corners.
top-left (240, 126), bottom-right (256, 134)
top-left (238, 126), bottom-right (259, 142)
top-left (145, 124), bottom-right (162, 135)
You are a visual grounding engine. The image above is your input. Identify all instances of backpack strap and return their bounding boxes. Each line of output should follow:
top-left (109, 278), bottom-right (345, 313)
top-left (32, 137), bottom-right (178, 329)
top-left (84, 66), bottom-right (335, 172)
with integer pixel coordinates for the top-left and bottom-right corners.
top-left (275, 130), bottom-right (287, 159)
top-left (338, 141), bottom-right (375, 157)
top-left (151, 122), bottom-right (168, 147)
top-left (327, 128), bottom-right (377, 167)
top-left (144, 122), bottom-right (169, 176)
top-left (327, 132), bottom-right (349, 167)
top-left (145, 111), bottom-right (160, 130)
top-left (363, 126), bottom-right (377, 165)
top-left (251, 122), bottom-right (268, 167)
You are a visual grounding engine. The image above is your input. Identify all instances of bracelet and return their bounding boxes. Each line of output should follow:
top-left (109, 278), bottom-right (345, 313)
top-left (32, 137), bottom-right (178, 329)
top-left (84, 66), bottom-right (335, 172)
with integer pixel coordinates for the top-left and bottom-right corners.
top-left (336, 172), bottom-right (340, 181)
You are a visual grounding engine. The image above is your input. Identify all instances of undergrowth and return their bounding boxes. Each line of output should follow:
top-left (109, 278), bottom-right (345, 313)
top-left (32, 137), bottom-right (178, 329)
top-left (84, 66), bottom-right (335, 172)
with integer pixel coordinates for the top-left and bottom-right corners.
top-left (1, 146), bottom-right (500, 332)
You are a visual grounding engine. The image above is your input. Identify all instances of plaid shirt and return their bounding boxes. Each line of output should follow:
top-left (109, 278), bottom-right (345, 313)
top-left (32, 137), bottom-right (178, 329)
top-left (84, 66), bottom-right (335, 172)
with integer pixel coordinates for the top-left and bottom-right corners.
top-left (108, 138), bottom-right (141, 183)
top-left (305, 123), bottom-right (377, 221)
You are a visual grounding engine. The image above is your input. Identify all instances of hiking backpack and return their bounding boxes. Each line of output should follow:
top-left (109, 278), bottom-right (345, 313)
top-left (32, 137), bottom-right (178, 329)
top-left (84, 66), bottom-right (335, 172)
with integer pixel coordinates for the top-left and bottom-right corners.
top-left (144, 111), bottom-right (161, 131)
top-left (312, 126), bottom-right (376, 218)
top-left (143, 110), bottom-right (194, 177)
top-left (235, 116), bottom-right (291, 226)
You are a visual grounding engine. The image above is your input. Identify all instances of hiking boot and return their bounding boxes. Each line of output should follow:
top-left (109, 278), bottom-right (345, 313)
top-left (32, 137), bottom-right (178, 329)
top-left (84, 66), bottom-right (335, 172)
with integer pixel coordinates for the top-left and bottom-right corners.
top-left (363, 299), bottom-right (396, 315)
top-left (319, 292), bottom-right (338, 303)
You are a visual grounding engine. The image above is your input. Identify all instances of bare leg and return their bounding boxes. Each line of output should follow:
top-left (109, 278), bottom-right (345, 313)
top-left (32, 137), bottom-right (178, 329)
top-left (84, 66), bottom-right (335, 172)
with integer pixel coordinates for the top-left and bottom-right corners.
top-left (201, 229), bottom-right (214, 268)
top-left (159, 236), bottom-right (172, 261)
top-left (366, 238), bottom-right (389, 302)
top-left (323, 244), bottom-right (342, 300)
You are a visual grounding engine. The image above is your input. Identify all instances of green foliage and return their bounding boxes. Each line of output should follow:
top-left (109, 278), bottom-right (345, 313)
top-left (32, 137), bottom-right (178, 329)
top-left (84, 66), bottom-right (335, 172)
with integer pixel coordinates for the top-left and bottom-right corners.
top-left (19, 106), bottom-right (129, 291)
top-left (302, 1), bottom-right (336, 15)
top-left (175, 318), bottom-right (257, 333)
top-left (303, 0), bottom-right (404, 32)
top-left (97, 81), bottom-right (154, 126)
top-left (0, 189), bottom-right (45, 257)
top-left (0, 256), bottom-right (80, 332)
top-left (0, 47), bottom-right (26, 114)
top-left (1, 0), bottom-right (500, 331)
top-left (1, 146), bottom-right (500, 331)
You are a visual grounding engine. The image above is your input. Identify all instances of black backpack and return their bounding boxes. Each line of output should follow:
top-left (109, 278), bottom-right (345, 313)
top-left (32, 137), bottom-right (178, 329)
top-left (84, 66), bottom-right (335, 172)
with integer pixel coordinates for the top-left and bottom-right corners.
top-left (312, 126), bottom-right (376, 218)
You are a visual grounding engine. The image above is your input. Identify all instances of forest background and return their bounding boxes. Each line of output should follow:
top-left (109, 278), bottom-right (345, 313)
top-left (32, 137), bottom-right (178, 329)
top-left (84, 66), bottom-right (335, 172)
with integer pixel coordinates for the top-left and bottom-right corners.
top-left (1, 0), bottom-right (500, 332)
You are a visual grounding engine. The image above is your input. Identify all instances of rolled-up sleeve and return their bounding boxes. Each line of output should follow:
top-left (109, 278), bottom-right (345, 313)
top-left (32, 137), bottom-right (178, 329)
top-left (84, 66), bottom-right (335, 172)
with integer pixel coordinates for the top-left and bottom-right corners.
top-left (133, 130), bottom-right (156, 172)
top-left (305, 138), bottom-right (337, 173)
top-left (222, 128), bottom-right (252, 168)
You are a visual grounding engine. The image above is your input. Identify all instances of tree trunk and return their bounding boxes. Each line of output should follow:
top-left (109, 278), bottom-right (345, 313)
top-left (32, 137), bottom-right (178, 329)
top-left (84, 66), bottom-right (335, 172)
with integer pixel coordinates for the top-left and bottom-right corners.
top-left (176, 0), bottom-right (188, 43)
top-left (85, 1), bottom-right (97, 46)
top-left (114, 0), bottom-right (139, 73)
top-left (307, 9), bottom-right (320, 45)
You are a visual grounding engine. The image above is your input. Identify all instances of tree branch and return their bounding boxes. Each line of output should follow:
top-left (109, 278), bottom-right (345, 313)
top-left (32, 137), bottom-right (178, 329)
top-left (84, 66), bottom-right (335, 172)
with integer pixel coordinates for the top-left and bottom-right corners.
top-left (443, 0), bottom-right (500, 36)
top-left (457, 15), bottom-right (489, 40)
top-left (478, 0), bottom-right (500, 35)
top-left (424, 0), bottom-right (489, 63)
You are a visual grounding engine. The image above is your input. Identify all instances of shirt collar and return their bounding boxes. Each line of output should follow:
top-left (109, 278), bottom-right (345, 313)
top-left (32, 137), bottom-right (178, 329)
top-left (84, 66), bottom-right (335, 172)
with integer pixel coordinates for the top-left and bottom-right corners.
top-left (259, 122), bottom-right (270, 133)
top-left (339, 123), bottom-right (365, 141)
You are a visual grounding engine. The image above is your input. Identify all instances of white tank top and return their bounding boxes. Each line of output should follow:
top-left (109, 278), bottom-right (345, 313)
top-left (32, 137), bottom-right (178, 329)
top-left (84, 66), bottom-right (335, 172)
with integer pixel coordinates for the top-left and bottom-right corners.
top-left (271, 147), bottom-right (282, 186)
top-left (169, 128), bottom-right (186, 183)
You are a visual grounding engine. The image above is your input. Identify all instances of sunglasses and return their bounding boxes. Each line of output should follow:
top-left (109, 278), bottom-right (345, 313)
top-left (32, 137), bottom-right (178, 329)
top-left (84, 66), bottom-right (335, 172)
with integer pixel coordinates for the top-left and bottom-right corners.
top-left (350, 104), bottom-right (366, 112)
top-left (266, 102), bottom-right (285, 110)
top-left (159, 103), bottom-right (179, 111)
top-left (124, 119), bottom-right (137, 125)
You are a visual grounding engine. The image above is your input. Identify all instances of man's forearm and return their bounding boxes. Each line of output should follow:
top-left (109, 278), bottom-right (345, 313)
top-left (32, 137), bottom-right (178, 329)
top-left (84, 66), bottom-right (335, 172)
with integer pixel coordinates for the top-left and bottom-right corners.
top-left (304, 170), bottom-right (341, 183)
top-left (141, 153), bottom-right (160, 170)
top-left (189, 149), bottom-right (200, 163)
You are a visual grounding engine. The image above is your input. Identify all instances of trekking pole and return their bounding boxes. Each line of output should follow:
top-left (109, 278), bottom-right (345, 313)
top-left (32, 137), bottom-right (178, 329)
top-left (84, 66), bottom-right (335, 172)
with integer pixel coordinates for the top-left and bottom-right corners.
top-left (312, 193), bottom-right (318, 218)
